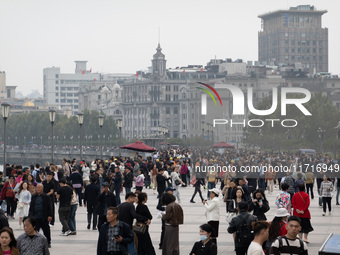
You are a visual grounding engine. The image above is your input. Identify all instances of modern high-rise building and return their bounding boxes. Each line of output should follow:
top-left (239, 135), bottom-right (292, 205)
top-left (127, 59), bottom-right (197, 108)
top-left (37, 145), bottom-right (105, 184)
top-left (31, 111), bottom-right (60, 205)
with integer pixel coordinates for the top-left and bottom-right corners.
top-left (258, 5), bottom-right (328, 74)
top-left (43, 61), bottom-right (100, 115)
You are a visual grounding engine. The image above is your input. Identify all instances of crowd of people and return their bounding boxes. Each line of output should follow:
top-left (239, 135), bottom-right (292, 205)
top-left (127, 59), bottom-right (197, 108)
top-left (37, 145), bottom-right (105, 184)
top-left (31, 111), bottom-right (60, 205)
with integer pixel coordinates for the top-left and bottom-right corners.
top-left (0, 147), bottom-right (338, 254)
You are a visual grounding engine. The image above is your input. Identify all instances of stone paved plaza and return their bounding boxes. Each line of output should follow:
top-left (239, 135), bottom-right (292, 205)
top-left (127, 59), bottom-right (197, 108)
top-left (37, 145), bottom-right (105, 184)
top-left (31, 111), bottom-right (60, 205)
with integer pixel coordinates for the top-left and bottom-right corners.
top-left (8, 184), bottom-right (340, 254)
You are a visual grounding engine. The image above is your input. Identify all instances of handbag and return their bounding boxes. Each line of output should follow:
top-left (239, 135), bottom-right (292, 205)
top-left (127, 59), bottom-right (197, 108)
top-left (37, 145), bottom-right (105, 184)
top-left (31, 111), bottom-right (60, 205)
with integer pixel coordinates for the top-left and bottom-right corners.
top-left (17, 202), bottom-right (24, 209)
top-left (133, 222), bottom-right (146, 234)
top-left (190, 176), bottom-right (197, 186)
top-left (226, 200), bottom-right (236, 223)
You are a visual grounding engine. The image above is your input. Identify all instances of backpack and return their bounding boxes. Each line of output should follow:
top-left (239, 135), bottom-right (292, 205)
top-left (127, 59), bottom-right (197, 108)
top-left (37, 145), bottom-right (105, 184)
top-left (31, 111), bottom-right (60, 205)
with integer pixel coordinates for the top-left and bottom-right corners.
top-left (278, 236), bottom-right (304, 254)
top-left (236, 214), bottom-right (254, 248)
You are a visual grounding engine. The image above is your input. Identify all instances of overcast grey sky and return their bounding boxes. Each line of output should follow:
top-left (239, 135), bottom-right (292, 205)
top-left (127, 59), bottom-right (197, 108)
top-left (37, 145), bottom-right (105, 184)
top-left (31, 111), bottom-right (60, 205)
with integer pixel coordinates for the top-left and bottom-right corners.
top-left (1, 0), bottom-right (339, 95)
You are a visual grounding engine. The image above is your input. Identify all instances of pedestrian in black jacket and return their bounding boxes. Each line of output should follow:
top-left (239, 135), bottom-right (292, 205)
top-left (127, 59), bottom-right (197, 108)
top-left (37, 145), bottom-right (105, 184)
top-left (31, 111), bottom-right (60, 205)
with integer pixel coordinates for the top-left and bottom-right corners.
top-left (156, 168), bottom-right (166, 199)
top-left (251, 189), bottom-right (270, 221)
top-left (29, 184), bottom-right (53, 247)
top-left (190, 176), bottom-right (205, 203)
top-left (84, 176), bottom-right (100, 230)
top-left (135, 193), bottom-right (156, 255)
top-left (97, 207), bottom-right (134, 255)
top-left (122, 168), bottom-right (133, 194)
top-left (113, 167), bottom-right (122, 206)
top-left (70, 168), bottom-right (83, 206)
top-left (96, 182), bottom-right (116, 231)
top-left (118, 192), bottom-right (149, 255)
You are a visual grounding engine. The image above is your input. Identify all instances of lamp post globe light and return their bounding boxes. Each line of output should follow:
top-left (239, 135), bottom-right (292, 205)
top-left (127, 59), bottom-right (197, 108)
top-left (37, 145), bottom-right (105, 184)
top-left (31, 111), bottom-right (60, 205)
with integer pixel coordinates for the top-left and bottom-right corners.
top-left (98, 115), bottom-right (104, 160)
top-left (117, 119), bottom-right (122, 156)
top-left (49, 109), bottom-right (56, 164)
top-left (1, 103), bottom-right (10, 176)
top-left (77, 112), bottom-right (84, 160)
top-left (317, 127), bottom-right (325, 153)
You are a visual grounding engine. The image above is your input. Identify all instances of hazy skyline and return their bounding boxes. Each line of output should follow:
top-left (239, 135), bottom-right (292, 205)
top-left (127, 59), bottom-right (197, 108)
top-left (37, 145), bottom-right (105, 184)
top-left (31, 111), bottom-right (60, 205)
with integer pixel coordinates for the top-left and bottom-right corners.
top-left (1, 0), bottom-right (339, 95)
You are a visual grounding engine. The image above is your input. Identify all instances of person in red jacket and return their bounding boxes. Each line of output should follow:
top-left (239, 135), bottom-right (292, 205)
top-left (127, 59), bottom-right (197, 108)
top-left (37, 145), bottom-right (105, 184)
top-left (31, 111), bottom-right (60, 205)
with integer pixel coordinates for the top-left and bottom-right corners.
top-left (292, 183), bottom-right (313, 243)
top-left (0, 176), bottom-right (17, 218)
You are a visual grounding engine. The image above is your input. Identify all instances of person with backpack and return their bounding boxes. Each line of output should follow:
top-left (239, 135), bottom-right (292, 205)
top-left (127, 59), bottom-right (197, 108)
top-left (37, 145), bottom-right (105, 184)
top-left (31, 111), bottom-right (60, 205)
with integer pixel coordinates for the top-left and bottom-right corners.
top-left (228, 201), bottom-right (258, 255)
top-left (189, 223), bottom-right (217, 255)
top-left (247, 221), bottom-right (270, 255)
top-left (269, 216), bottom-right (308, 255)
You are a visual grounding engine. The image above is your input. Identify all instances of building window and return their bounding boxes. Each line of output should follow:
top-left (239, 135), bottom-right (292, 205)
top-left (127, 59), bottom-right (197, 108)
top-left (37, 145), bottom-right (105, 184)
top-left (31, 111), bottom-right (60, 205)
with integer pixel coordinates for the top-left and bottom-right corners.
top-left (174, 121), bottom-right (179, 127)
top-left (61, 87), bottom-right (66, 91)
top-left (55, 93), bottom-right (59, 96)
top-left (166, 107), bottom-right (170, 114)
top-left (67, 99), bottom-right (72, 103)
top-left (55, 86), bottom-right (59, 90)
top-left (55, 74), bottom-right (59, 78)
top-left (174, 85), bottom-right (179, 91)
top-left (173, 95), bottom-right (178, 101)
top-left (55, 99), bottom-right (59, 103)
top-left (98, 95), bottom-right (101, 100)
top-left (166, 95), bottom-right (171, 101)
top-left (61, 99), bottom-right (65, 103)
top-left (55, 80), bottom-right (59, 84)
top-left (60, 93), bottom-right (65, 97)
top-left (67, 93), bottom-right (72, 97)
top-left (174, 107), bottom-right (178, 114)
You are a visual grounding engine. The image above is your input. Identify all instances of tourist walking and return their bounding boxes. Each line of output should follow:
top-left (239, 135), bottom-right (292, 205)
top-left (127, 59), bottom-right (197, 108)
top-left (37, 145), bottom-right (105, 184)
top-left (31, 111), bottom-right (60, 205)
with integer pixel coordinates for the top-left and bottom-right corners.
top-left (57, 179), bottom-right (73, 236)
top-left (251, 189), bottom-right (270, 221)
top-left (14, 181), bottom-right (31, 230)
top-left (97, 207), bottom-right (134, 255)
top-left (320, 175), bottom-right (334, 216)
top-left (292, 184), bottom-right (313, 243)
top-left (84, 176), bottom-right (100, 230)
top-left (203, 188), bottom-right (220, 245)
top-left (135, 192), bottom-right (156, 255)
top-left (17, 216), bottom-right (50, 255)
top-left (29, 184), bottom-right (53, 248)
top-left (161, 193), bottom-right (184, 255)
top-left (0, 176), bottom-right (17, 219)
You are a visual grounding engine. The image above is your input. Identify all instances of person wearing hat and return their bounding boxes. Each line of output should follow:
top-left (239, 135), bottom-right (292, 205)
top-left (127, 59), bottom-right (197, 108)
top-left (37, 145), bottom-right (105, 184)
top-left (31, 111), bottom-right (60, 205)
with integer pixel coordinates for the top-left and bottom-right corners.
top-left (228, 201), bottom-right (257, 254)
top-left (202, 188), bottom-right (220, 245)
top-left (265, 208), bottom-right (290, 254)
top-left (96, 182), bottom-right (116, 231)
top-left (189, 223), bottom-right (217, 255)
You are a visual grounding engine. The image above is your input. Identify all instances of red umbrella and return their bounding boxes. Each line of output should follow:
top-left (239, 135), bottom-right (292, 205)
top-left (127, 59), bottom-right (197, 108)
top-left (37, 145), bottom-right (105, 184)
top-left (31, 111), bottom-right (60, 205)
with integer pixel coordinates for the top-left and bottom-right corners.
top-left (212, 141), bottom-right (235, 148)
top-left (120, 141), bottom-right (157, 152)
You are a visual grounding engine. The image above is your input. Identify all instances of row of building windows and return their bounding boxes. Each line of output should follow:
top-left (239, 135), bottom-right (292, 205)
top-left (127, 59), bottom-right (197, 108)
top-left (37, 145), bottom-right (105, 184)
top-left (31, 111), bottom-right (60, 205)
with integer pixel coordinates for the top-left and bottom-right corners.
top-left (55, 99), bottom-right (78, 103)
top-left (55, 86), bottom-right (78, 91)
top-left (165, 85), bottom-right (179, 91)
top-left (286, 48), bottom-right (323, 54)
top-left (56, 93), bottom-right (79, 97)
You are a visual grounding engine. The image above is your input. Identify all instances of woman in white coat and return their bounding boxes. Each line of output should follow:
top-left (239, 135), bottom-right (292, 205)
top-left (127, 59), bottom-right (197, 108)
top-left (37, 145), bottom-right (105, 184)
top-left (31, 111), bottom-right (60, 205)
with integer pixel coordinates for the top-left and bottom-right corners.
top-left (15, 181), bottom-right (31, 229)
top-left (202, 188), bottom-right (220, 245)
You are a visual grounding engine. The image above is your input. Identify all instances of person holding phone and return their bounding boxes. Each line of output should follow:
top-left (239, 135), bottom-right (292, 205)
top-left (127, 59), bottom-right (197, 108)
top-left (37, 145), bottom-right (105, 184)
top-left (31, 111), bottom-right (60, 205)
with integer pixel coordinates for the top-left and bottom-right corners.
top-left (97, 207), bottom-right (134, 255)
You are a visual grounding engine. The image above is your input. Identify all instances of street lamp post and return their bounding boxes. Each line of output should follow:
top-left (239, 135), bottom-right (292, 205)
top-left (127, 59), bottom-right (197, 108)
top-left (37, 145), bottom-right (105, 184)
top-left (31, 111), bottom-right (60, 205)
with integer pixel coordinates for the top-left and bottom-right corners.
top-left (317, 127), bottom-right (325, 153)
top-left (117, 119), bottom-right (122, 156)
top-left (77, 112), bottom-right (84, 160)
top-left (334, 121), bottom-right (340, 160)
top-left (49, 109), bottom-right (56, 164)
top-left (258, 129), bottom-right (263, 149)
top-left (1, 103), bottom-right (10, 176)
top-left (98, 115), bottom-right (104, 160)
